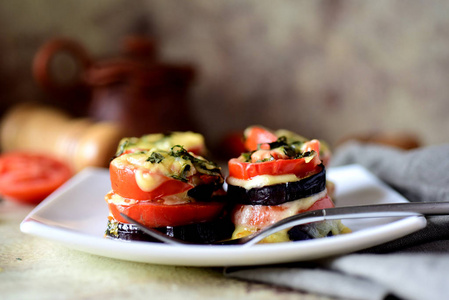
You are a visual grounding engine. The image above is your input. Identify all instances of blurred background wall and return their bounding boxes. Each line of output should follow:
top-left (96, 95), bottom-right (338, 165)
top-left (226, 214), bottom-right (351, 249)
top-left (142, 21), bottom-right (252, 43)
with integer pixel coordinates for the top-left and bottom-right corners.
top-left (1, 0), bottom-right (448, 152)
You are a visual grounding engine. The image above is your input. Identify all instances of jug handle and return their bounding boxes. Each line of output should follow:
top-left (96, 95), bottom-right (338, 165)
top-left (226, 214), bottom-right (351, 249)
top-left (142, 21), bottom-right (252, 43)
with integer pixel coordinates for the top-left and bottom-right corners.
top-left (33, 38), bottom-right (92, 94)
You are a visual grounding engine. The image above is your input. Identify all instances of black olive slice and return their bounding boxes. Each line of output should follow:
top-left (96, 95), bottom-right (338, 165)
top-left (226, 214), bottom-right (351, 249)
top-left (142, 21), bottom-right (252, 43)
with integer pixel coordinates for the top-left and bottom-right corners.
top-left (105, 218), bottom-right (234, 244)
top-left (227, 165), bottom-right (326, 206)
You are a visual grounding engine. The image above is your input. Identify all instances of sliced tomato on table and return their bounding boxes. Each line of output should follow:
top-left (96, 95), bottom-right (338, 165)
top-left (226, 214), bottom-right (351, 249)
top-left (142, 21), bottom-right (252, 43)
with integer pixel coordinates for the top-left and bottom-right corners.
top-left (0, 152), bottom-right (72, 205)
top-left (106, 192), bottom-right (226, 227)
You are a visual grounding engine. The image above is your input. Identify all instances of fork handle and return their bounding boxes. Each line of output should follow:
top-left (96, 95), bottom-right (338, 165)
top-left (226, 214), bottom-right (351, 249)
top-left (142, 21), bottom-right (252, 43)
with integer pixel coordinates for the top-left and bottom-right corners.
top-left (324, 202), bottom-right (449, 218)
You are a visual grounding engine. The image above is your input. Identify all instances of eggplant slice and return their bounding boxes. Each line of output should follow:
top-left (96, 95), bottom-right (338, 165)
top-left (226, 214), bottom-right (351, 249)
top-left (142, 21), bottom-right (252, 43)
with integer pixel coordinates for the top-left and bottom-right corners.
top-left (106, 218), bottom-right (235, 244)
top-left (226, 165), bottom-right (326, 206)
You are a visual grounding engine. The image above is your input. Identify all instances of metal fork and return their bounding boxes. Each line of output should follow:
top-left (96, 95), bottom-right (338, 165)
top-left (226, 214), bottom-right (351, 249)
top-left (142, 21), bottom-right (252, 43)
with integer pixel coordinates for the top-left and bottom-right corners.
top-left (120, 202), bottom-right (449, 247)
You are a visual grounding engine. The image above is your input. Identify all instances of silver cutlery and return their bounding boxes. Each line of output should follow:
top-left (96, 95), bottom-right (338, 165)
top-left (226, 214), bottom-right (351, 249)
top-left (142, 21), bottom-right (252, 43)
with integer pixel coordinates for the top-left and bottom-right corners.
top-left (120, 202), bottom-right (449, 247)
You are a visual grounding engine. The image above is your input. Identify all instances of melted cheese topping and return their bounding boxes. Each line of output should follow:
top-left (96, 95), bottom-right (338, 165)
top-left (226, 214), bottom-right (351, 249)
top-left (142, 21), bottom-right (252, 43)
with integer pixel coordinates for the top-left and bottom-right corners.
top-left (226, 174), bottom-right (300, 189)
top-left (114, 150), bottom-right (194, 176)
top-left (232, 225), bottom-right (291, 243)
top-left (118, 132), bottom-right (205, 153)
top-left (232, 220), bottom-right (351, 243)
top-left (106, 191), bottom-right (138, 206)
top-left (105, 190), bottom-right (192, 206)
top-left (134, 169), bottom-right (166, 192)
top-left (112, 150), bottom-right (197, 192)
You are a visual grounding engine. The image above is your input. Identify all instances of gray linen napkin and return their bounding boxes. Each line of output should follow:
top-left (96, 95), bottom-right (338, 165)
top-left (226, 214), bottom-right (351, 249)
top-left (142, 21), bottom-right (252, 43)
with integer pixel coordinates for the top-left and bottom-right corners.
top-left (225, 142), bottom-right (449, 300)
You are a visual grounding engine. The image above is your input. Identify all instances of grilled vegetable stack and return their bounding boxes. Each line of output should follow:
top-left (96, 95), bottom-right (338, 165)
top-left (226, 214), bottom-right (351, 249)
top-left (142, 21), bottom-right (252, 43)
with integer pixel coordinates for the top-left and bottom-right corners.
top-left (105, 132), bottom-right (233, 243)
top-left (227, 126), bottom-right (350, 243)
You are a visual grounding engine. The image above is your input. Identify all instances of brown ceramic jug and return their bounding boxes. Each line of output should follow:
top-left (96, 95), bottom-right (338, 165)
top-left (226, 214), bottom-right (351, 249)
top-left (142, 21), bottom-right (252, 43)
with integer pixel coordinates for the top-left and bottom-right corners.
top-left (33, 36), bottom-right (196, 137)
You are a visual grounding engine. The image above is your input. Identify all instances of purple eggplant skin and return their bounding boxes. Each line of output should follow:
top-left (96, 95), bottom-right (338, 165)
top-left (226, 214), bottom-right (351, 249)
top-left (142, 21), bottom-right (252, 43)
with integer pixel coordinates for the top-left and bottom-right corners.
top-left (105, 218), bottom-right (235, 244)
top-left (287, 224), bottom-right (334, 241)
top-left (187, 183), bottom-right (222, 201)
top-left (287, 226), bottom-right (314, 241)
top-left (226, 165), bottom-right (326, 206)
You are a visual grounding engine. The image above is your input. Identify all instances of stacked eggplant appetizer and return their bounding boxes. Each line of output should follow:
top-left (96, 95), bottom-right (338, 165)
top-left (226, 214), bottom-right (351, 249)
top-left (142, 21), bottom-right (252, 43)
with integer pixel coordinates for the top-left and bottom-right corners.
top-left (105, 132), bottom-right (233, 244)
top-left (226, 126), bottom-right (350, 243)
top-left (105, 128), bottom-right (349, 244)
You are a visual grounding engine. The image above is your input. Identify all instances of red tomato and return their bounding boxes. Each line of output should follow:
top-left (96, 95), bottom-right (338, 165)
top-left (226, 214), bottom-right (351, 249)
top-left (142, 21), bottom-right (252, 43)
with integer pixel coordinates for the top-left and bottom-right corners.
top-left (0, 152), bottom-right (72, 205)
top-left (228, 154), bottom-right (321, 180)
top-left (232, 195), bottom-right (334, 227)
top-left (109, 162), bottom-right (194, 200)
top-left (186, 145), bottom-right (205, 156)
top-left (302, 139), bottom-right (320, 154)
top-left (218, 131), bottom-right (247, 159)
top-left (244, 126), bottom-right (278, 151)
top-left (106, 192), bottom-right (226, 227)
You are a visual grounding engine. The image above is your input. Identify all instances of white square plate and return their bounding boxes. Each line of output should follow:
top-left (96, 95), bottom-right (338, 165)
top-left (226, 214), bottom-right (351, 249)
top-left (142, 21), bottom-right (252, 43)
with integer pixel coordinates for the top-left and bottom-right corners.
top-left (20, 165), bottom-right (426, 267)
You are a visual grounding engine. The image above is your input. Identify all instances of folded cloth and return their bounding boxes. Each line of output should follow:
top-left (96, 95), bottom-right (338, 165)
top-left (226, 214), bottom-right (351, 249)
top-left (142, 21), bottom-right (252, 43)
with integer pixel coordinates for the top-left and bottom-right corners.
top-left (329, 142), bottom-right (449, 204)
top-left (225, 142), bottom-right (449, 300)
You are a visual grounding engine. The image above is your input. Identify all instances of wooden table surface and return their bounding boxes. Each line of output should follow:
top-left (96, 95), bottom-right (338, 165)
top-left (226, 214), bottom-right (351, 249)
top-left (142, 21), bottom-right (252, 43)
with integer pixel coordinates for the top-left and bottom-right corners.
top-left (0, 199), bottom-right (334, 300)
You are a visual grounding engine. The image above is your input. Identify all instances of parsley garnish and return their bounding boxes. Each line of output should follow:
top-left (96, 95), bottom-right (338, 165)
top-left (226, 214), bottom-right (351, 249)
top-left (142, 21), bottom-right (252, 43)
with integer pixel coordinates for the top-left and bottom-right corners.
top-left (239, 136), bottom-right (314, 162)
top-left (170, 164), bottom-right (191, 182)
top-left (266, 136), bottom-right (288, 149)
top-left (169, 145), bottom-right (221, 177)
top-left (115, 140), bottom-right (129, 157)
top-left (146, 152), bottom-right (164, 164)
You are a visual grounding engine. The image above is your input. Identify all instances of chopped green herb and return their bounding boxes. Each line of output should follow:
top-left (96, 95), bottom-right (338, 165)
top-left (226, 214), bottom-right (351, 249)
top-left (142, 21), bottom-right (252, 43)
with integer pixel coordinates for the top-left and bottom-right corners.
top-left (254, 157), bottom-right (275, 163)
top-left (267, 136), bottom-right (288, 149)
top-left (115, 139), bottom-right (130, 157)
top-left (106, 220), bottom-right (119, 237)
top-left (171, 164), bottom-right (191, 182)
top-left (239, 137), bottom-right (316, 162)
top-left (146, 152), bottom-right (164, 164)
top-left (169, 145), bottom-right (221, 177)
top-left (282, 145), bottom-right (296, 157)
top-left (240, 152), bottom-right (253, 162)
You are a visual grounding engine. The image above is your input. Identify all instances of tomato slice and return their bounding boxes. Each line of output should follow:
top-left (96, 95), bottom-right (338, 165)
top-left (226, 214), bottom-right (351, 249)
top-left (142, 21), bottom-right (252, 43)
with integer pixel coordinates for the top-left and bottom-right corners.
top-left (232, 194), bottom-right (334, 228)
top-left (302, 139), bottom-right (320, 153)
top-left (185, 145), bottom-right (205, 156)
top-left (0, 152), bottom-right (72, 205)
top-left (244, 126), bottom-right (278, 151)
top-left (110, 162), bottom-right (194, 200)
top-left (243, 126), bottom-right (330, 165)
top-left (228, 154), bottom-right (321, 180)
top-left (106, 192), bottom-right (226, 227)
